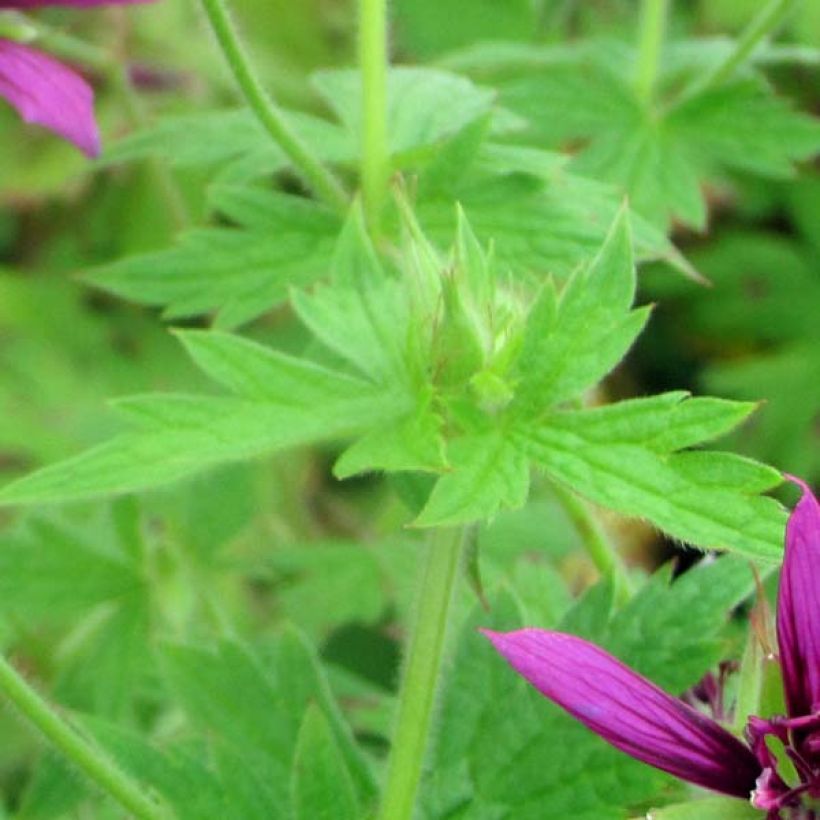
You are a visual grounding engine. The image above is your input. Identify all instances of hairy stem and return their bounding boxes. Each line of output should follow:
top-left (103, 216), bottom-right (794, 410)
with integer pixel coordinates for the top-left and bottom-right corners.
top-left (687, 0), bottom-right (796, 96)
top-left (199, 0), bottom-right (348, 210)
top-left (378, 527), bottom-right (466, 820)
top-left (0, 653), bottom-right (169, 820)
top-left (552, 484), bottom-right (633, 604)
top-left (359, 0), bottom-right (390, 233)
top-left (635, 0), bottom-right (669, 102)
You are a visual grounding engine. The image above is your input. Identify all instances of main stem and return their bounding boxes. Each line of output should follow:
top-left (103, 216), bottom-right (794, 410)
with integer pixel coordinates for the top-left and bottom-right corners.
top-left (378, 527), bottom-right (465, 820)
top-left (552, 484), bottom-right (633, 605)
top-left (635, 0), bottom-right (669, 102)
top-left (685, 0), bottom-right (796, 97)
top-left (199, 0), bottom-right (348, 211)
top-left (359, 0), bottom-right (390, 233)
top-left (0, 653), bottom-right (169, 820)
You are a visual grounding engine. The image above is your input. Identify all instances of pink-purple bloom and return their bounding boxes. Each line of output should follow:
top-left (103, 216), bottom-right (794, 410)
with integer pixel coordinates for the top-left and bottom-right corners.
top-left (483, 476), bottom-right (820, 818)
top-left (0, 0), bottom-right (150, 155)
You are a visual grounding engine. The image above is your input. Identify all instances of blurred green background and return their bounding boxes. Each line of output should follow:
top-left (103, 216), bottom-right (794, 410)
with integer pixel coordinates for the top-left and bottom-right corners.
top-left (0, 1), bottom-right (817, 815)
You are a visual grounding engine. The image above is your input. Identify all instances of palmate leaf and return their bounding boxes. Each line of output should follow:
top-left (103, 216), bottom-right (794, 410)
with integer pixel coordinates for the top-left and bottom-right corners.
top-left (85, 188), bottom-right (342, 329)
top-left (90, 67), bottom-right (503, 327)
top-left (104, 68), bottom-right (498, 178)
top-left (422, 557), bottom-right (754, 820)
top-left (0, 209), bottom-right (437, 506)
top-left (424, 556), bottom-right (755, 818)
top-left (417, 154), bottom-right (685, 279)
top-left (160, 630), bottom-right (376, 812)
top-left (0, 331), bottom-right (410, 506)
top-left (2, 206), bottom-right (785, 562)
top-left (414, 213), bottom-right (785, 560)
top-left (463, 42), bottom-right (820, 229)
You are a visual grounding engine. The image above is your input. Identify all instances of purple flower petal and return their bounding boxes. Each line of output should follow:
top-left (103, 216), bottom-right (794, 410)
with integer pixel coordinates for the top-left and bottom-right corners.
top-left (482, 628), bottom-right (760, 798)
top-left (0, 40), bottom-right (99, 156)
top-left (777, 476), bottom-right (820, 718)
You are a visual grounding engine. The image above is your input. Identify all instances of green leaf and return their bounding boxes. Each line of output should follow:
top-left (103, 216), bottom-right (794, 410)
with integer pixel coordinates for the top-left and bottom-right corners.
top-left (333, 393), bottom-right (445, 478)
top-left (291, 206), bottom-right (414, 386)
top-left (670, 78), bottom-right (820, 178)
top-left (263, 541), bottom-right (386, 640)
top-left (102, 109), bottom-right (353, 180)
top-left (423, 594), bottom-right (669, 819)
top-left (394, 0), bottom-right (535, 58)
top-left (291, 705), bottom-right (359, 820)
top-left (425, 558), bottom-right (756, 818)
top-left (513, 209), bottom-right (649, 412)
top-left (160, 630), bottom-right (376, 809)
top-left (86, 189), bottom-right (342, 329)
top-left (515, 399), bottom-right (786, 560)
top-left (55, 596), bottom-right (151, 719)
top-left (537, 392), bottom-right (758, 452)
top-left (607, 556), bottom-right (755, 692)
top-left (211, 746), bottom-right (279, 820)
top-left (82, 718), bottom-right (227, 820)
top-left (0, 332), bottom-right (409, 506)
top-left (636, 797), bottom-right (760, 819)
top-left (312, 67), bottom-right (496, 161)
top-left (490, 48), bottom-right (820, 228)
top-left (0, 517), bottom-right (143, 616)
top-left (414, 429), bottom-right (529, 527)
top-left (417, 169), bottom-right (681, 280)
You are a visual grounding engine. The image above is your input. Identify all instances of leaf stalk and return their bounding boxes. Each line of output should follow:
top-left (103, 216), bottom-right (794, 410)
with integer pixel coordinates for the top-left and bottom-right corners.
top-left (359, 0), bottom-right (390, 234)
top-left (686, 0), bottom-right (797, 97)
top-left (635, 0), bottom-right (669, 103)
top-left (378, 526), bottom-right (466, 820)
top-left (198, 0), bottom-right (349, 211)
top-left (552, 483), bottom-right (634, 605)
top-left (0, 652), bottom-right (170, 820)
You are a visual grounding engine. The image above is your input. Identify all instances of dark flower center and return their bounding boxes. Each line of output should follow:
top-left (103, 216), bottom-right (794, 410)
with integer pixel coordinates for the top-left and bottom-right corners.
top-left (748, 714), bottom-right (820, 817)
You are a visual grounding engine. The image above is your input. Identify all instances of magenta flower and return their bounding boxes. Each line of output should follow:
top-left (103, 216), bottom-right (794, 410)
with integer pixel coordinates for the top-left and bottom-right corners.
top-left (0, 0), bottom-right (150, 156)
top-left (483, 476), bottom-right (820, 818)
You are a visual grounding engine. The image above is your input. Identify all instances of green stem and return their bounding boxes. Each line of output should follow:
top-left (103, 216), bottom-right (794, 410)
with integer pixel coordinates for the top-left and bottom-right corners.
top-left (358, 0), bottom-right (390, 233)
top-left (0, 653), bottom-right (169, 820)
top-left (552, 484), bottom-right (633, 604)
top-left (36, 26), bottom-right (111, 72)
top-left (198, 0), bottom-right (348, 211)
top-left (685, 0), bottom-right (796, 96)
top-left (635, 0), bottom-right (669, 102)
top-left (378, 527), bottom-right (466, 820)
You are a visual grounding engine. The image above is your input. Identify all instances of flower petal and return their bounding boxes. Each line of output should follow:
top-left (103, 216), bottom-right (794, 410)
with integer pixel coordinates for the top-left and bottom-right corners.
top-left (482, 628), bottom-right (760, 798)
top-left (0, 40), bottom-right (99, 156)
top-left (777, 476), bottom-right (820, 717)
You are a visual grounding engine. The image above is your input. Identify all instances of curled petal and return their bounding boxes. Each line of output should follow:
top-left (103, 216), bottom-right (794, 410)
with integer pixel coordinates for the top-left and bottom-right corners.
top-left (0, 40), bottom-right (99, 156)
top-left (482, 628), bottom-right (760, 798)
top-left (777, 476), bottom-right (820, 717)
